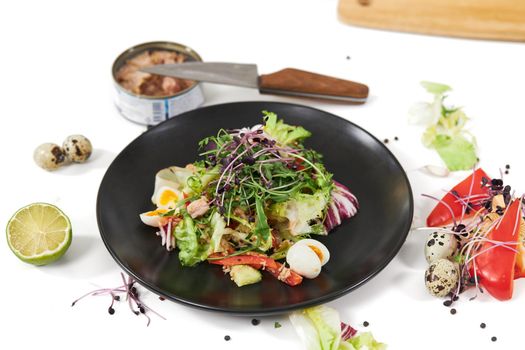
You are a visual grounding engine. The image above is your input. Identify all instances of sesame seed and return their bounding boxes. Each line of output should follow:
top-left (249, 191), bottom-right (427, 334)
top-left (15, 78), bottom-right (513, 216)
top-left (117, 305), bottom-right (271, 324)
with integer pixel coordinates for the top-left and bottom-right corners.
top-left (450, 308), bottom-right (457, 315)
top-left (224, 335), bottom-right (231, 341)
top-left (480, 323), bottom-right (486, 329)
top-left (491, 336), bottom-right (497, 342)
top-left (363, 321), bottom-right (369, 327)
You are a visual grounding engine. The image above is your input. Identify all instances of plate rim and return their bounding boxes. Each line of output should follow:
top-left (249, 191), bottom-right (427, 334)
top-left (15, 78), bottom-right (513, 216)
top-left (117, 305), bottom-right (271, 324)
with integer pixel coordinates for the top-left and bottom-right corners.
top-left (96, 101), bottom-right (414, 315)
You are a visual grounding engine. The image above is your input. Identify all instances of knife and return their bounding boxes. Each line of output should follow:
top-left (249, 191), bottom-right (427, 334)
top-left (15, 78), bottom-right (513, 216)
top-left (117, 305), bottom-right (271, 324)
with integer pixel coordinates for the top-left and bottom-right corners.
top-left (140, 62), bottom-right (369, 103)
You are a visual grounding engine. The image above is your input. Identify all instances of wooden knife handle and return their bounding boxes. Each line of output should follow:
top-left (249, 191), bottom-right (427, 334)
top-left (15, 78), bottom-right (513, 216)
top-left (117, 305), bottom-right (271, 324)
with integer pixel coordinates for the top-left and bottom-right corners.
top-left (258, 68), bottom-right (368, 103)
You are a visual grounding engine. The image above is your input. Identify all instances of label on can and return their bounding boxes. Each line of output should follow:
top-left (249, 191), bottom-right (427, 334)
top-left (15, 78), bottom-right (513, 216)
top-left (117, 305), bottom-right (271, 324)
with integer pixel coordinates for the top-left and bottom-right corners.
top-left (114, 84), bottom-right (204, 126)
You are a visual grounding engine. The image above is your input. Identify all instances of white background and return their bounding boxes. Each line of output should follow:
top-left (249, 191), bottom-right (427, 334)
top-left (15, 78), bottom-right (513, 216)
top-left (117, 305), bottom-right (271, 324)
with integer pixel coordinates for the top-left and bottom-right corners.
top-left (1, 1), bottom-right (524, 349)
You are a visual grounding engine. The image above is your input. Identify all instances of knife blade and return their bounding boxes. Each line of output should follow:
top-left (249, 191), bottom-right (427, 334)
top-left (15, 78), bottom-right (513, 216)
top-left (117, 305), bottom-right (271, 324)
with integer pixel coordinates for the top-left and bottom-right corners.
top-left (140, 62), bottom-right (368, 103)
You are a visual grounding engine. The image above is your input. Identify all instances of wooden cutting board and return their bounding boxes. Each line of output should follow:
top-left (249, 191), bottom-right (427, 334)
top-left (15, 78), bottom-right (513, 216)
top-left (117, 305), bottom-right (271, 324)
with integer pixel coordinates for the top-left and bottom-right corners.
top-left (338, 0), bottom-right (525, 41)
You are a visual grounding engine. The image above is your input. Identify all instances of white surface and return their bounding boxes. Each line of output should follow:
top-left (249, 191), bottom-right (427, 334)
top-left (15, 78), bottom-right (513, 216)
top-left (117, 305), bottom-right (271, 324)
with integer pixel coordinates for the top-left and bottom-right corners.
top-left (1, 1), bottom-right (524, 349)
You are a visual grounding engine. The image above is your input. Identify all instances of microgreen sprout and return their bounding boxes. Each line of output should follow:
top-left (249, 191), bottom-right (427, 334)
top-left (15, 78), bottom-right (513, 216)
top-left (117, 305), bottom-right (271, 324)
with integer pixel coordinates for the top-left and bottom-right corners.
top-left (71, 273), bottom-right (165, 326)
top-left (422, 170), bottom-right (524, 303)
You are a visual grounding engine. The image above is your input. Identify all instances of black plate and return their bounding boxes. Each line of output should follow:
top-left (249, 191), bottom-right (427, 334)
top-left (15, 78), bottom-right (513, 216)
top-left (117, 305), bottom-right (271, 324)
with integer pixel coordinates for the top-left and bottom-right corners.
top-left (97, 101), bottom-right (413, 315)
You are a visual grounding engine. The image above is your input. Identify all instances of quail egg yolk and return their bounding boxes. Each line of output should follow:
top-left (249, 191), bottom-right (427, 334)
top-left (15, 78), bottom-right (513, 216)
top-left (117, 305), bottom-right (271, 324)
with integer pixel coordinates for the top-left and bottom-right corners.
top-left (139, 209), bottom-right (169, 227)
top-left (158, 189), bottom-right (179, 208)
top-left (146, 209), bottom-right (167, 216)
top-left (308, 244), bottom-right (324, 262)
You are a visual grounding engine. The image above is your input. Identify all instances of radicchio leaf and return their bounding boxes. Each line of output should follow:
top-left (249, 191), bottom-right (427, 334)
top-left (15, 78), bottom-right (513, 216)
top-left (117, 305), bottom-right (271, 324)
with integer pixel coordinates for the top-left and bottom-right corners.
top-left (341, 321), bottom-right (358, 341)
top-left (324, 180), bottom-right (359, 232)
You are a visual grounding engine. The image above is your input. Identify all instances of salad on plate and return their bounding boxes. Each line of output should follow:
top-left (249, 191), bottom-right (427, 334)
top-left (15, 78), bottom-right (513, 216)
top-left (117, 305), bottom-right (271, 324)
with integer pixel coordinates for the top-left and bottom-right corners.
top-left (139, 111), bottom-right (358, 286)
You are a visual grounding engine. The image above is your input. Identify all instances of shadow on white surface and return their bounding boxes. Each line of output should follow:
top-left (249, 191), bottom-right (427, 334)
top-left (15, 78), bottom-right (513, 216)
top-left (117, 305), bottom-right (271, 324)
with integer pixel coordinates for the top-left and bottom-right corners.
top-left (396, 231), bottom-right (427, 270)
top-left (55, 148), bottom-right (117, 175)
top-left (389, 270), bottom-right (429, 301)
top-left (41, 235), bottom-right (118, 279)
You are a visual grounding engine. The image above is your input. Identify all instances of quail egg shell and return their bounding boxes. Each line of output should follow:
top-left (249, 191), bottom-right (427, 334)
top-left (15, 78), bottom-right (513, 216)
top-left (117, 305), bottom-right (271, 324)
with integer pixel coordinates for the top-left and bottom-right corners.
top-left (286, 239), bottom-right (330, 279)
top-left (139, 209), bottom-right (168, 227)
top-left (425, 258), bottom-right (459, 297)
top-left (63, 135), bottom-right (92, 163)
top-left (425, 231), bottom-right (459, 263)
top-left (33, 143), bottom-right (68, 171)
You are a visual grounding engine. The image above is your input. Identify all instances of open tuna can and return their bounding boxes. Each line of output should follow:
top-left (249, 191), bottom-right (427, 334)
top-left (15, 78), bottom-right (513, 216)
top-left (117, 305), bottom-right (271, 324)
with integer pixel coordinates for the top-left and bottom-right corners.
top-left (112, 41), bottom-right (204, 126)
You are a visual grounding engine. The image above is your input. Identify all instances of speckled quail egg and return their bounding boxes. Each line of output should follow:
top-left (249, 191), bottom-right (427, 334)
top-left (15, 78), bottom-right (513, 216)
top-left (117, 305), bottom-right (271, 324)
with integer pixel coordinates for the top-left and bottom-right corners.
top-left (62, 135), bottom-right (92, 163)
top-left (425, 258), bottom-right (460, 297)
top-left (33, 143), bottom-right (68, 171)
top-left (286, 239), bottom-right (330, 279)
top-left (424, 231), bottom-right (459, 263)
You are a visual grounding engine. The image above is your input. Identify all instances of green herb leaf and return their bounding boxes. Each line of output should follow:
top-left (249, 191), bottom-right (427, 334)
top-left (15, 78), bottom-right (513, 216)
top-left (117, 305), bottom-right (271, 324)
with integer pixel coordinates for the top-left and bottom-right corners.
top-left (254, 196), bottom-right (272, 251)
top-left (187, 175), bottom-right (202, 192)
top-left (274, 321), bottom-right (282, 329)
top-left (160, 209), bottom-right (176, 217)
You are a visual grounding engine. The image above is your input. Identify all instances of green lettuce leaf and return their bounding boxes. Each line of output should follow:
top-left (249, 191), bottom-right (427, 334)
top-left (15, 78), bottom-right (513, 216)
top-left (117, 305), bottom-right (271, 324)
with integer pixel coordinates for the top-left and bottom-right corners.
top-left (421, 81), bottom-right (451, 95)
top-left (270, 189), bottom-right (329, 236)
top-left (409, 81), bottom-right (477, 172)
top-left (306, 306), bottom-right (342, 350)
top-left (263, 110), bottom-right (311, 146)
top-left (289, 305), bottom-right (387, 350)
top-left (344, 332), bottom-right (387, 350)
top-left (289, 305), bottom-right (341, 350)
top-left (432, 134), bottom-right (477, 171)
top-left (174, 214), bottom-right (210, 266)
top-left (209, 212), bottom-right (227, 253)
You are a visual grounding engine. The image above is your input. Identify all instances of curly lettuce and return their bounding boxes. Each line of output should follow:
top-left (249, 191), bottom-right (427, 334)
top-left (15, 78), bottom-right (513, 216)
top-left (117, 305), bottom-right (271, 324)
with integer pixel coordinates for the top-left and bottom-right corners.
top-left (269, 189), bottom-right (330, 236)
top-left (174, 214), bottom-right (210, 266)
top-left (290, 305), bottom-right (387, 350)
top-left (409, 81), bottom-right (477, 171)
top-left (263, 110), bottom-right (311, 146)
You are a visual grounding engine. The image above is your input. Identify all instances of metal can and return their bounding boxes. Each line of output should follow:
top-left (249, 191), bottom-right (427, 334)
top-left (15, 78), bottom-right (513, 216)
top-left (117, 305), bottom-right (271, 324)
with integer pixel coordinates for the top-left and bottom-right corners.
top-left (112, 41), bottom-right (204, 126)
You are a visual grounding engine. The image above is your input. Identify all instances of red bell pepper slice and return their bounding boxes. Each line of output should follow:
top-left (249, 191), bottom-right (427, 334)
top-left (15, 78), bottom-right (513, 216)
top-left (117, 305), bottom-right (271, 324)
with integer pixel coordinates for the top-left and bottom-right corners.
top-left (264, 261), bottom-right (303, 286)
top-left (426, 168), bottom-right (491, 227)
top-left (474, 199), bottom-right (522, 300)
top-left (514, 220), bottom-right (525, 279)
top-left (209, 254), bottom-right (279, 270)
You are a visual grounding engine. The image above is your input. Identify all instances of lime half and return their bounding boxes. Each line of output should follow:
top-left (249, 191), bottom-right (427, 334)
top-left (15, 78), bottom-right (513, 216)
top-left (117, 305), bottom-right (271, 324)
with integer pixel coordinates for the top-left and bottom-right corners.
top-left (6, 203), bottom-right (72, 265)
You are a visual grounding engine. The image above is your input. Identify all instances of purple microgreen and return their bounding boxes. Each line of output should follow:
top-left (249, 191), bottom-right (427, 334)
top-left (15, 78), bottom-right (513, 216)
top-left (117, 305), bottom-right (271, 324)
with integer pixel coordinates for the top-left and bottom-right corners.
top-left (72, 273), bottom-right (165, 326)
top-left (215, 145), bottom-right (255, 197)
top-left (460, 167), bottom-right (478, 222)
